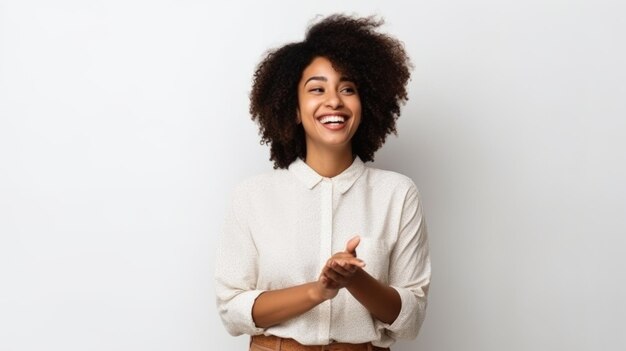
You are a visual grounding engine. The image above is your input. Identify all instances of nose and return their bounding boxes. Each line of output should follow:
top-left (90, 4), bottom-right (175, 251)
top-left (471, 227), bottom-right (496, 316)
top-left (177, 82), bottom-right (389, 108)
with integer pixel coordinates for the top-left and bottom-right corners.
top-left (325, 90), bottom-right (343, 109)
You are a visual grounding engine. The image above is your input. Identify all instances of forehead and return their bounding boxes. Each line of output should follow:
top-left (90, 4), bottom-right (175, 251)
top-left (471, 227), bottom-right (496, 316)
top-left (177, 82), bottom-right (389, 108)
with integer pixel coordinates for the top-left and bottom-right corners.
top-left (301, 57), bottom-right (349, 80)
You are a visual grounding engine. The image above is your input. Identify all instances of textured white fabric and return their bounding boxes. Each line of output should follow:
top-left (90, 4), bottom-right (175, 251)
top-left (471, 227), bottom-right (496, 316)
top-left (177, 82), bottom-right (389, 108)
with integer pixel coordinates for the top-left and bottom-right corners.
top-left (215, 156), bottom-right (431, 347)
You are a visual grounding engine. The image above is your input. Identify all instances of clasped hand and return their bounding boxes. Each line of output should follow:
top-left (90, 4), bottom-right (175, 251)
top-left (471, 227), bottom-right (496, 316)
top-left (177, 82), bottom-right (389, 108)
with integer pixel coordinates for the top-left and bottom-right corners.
top-left (317, 236), bottom-right (365, 299)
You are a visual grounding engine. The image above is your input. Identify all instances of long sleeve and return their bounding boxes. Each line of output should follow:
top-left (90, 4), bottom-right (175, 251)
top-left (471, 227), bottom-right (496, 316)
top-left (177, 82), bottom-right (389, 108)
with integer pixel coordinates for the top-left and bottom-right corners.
top-left (376, 183), bottom-right (431, 339)
top-left (214, 186), bottom-right (266, 336)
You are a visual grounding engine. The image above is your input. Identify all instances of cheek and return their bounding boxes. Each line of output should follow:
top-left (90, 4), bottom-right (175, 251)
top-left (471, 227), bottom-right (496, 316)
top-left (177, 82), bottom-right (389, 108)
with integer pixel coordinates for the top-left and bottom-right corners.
top-left (352, 115), bottom-right (362, 132)
top-left (298, 98), bottom-right (317, 117)
top-left (351, 101), bottom-right (362, 123)
top-left (355, 104), bottom-right (362, 119)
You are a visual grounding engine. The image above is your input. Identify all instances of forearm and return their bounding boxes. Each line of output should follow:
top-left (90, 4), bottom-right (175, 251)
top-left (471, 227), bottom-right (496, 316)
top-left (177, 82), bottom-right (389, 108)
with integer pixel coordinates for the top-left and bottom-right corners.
top-left (346, 269), bottom-right (401, 324)
top-left (251, 282), bottom-right (326, 328)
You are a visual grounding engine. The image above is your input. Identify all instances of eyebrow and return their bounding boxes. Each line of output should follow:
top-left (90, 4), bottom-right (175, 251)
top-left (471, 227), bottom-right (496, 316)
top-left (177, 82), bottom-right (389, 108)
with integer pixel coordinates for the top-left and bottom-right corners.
top-left (304, 76), bottom-right (354, 85)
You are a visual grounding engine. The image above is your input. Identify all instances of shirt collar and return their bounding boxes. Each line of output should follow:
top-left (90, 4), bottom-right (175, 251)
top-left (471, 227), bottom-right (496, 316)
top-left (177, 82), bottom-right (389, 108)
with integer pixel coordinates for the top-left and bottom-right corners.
top-left (288, 156), bottom-right (366, 194)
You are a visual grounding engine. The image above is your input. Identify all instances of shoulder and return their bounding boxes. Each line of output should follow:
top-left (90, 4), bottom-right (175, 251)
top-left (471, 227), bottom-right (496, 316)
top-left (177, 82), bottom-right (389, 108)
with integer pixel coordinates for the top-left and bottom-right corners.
top-left (362, 164), bottom-right (419, 195)
top-left (230, 167), bottom-right (292, 201)
top-left (363, 165), bottom-right (426, 221)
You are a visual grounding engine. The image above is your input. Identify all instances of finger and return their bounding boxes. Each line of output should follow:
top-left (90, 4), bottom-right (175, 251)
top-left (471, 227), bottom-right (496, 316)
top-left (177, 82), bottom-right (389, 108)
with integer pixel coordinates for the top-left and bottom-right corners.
top-left (335, 257), bottom-right (366, 271)
top-left (328, 256), bottom-right (365, 269)
top-left (324, 267), bottom-right (346, 285)
top-left (322, 266), bottom-right (340, 281)
top-left (327, 280), bottom-right (340, 290)
top-left (326, 254), bottom-right (366, 273)
top-left (340, 257), bottom-right (366, 268)
top-left (321, 275), bottom-right (335, 288)
top-left (329, 260), bottom-right (353, 277)
top-left (345, 235), bottom-right (360, 255)
top-left (321, 275), bottom-right (339, 288)
top-left (321, 275), bottom-right (329, 286)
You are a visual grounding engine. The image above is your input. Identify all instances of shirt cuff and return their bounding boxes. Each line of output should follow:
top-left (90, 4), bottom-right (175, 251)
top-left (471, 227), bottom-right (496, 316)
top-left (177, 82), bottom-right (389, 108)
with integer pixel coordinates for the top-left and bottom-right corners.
top-left (376, 285), bottom-right (421, 339)
top-left (222, 289), bottom-right (267, 336)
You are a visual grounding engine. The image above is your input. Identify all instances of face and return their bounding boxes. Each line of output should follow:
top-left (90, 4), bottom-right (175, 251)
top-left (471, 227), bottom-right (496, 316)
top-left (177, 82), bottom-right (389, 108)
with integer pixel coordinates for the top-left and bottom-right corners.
top-left (297, 56), bottom-right (362, 153)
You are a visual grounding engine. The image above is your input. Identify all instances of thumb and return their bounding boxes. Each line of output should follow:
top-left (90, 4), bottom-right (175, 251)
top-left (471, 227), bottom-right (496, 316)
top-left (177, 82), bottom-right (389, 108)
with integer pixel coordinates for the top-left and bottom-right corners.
top-left (345, 235), bottom-right (361, 255)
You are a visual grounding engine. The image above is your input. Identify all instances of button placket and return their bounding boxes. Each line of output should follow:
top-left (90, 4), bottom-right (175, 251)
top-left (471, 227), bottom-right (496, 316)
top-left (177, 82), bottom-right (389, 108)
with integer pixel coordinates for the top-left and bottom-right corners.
top-left (318, 179), bottom-right (333, 343)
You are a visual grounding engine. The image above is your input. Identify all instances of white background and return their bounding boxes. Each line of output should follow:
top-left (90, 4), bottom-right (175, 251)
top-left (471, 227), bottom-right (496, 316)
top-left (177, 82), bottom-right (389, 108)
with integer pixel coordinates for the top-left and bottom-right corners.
top-left (1, 1), bottom-right (625, 350)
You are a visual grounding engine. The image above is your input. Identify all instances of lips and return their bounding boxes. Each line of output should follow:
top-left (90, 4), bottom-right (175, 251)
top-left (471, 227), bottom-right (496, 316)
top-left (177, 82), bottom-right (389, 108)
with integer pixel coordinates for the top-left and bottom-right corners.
top-left (318, 115), bottom-right (346, 124)
top-left (317, 113), bottom-right (349, 123)
top-left (316, 113), bottom-right (349, 130)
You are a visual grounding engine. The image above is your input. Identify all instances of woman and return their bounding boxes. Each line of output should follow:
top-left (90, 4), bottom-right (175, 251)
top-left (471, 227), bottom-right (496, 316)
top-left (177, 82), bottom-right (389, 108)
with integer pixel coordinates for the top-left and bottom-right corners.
top-left (215, 14), bottom-right (431, 351)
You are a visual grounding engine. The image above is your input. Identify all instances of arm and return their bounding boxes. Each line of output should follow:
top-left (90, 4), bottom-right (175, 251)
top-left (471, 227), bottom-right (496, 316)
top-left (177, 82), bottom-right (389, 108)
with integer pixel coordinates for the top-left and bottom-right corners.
top-left (345, 268), bottom-right (401, 324)
top-left (215, 189), bottom-right (266, 336)
top-left (252, 255), bottom-right (365, 328)
top-left (252, 282), bottom-right (326, 328)
top-left (381, 184), bottom-right (431, 338)
top-left (322, 237), bottom-right (401, 324)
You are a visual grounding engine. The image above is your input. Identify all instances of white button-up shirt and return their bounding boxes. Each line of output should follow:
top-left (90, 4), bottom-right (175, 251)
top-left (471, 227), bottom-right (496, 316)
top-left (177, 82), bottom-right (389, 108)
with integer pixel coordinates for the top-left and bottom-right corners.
top-left (215, 156), bottom-right (431, 347)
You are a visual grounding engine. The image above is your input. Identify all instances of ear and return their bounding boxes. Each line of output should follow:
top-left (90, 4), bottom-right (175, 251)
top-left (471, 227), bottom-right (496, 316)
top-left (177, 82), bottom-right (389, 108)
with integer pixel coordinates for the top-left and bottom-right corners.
top-left (296, 109), bottom-right (301, 124)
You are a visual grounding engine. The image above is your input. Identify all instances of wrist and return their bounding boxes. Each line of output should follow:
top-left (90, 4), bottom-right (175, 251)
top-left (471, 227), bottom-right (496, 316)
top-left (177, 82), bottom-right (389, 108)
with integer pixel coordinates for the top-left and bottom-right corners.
top-left (345, 267), bottom-right (367, 290)
top-left (308, 282), bottom-right (328, 303)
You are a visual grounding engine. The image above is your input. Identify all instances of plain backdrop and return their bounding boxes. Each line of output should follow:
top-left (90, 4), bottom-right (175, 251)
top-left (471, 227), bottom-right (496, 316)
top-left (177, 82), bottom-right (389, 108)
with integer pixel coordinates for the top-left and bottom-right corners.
top-left (1, 1), bottom-right (625, 350)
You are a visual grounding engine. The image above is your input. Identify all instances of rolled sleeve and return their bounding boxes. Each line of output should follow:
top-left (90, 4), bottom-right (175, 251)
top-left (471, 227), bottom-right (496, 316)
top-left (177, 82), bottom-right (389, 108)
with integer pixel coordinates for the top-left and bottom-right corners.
top-left (382, 285), bottom-right (428, 339)
top-left (215, 186), bottom-right (267, 336)
top-left (378, 183), bottom-right (431, 339)
top-left (216, 289), bottom-right (266, 336)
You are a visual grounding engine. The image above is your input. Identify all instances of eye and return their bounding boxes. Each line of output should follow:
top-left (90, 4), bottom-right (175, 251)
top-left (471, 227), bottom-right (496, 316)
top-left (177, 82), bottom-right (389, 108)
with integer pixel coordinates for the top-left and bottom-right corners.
top-left (340, 86), bottom-right (357, 95)
top-left (309, 87), bottom-right (324, 93)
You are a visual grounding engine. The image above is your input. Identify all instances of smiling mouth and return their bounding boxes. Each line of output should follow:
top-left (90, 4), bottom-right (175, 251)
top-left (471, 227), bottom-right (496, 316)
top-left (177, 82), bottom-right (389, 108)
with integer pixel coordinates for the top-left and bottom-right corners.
top-left (317, 115), bottom-right (347, 125)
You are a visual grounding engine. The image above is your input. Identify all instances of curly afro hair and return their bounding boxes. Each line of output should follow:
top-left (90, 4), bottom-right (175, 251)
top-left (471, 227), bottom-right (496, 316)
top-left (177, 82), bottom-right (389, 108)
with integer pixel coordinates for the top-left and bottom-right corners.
top-left (250, 14), bottom-right (412, 169)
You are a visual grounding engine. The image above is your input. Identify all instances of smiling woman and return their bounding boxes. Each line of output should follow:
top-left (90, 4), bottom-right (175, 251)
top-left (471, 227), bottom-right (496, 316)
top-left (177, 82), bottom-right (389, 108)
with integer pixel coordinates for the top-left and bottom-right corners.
top-left (215, 14), bottom-right (431, 351)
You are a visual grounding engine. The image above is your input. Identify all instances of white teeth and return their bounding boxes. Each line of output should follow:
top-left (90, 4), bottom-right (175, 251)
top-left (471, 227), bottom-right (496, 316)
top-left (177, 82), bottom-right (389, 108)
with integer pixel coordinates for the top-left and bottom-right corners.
top-left (318, 115), bottom-right (346, 124)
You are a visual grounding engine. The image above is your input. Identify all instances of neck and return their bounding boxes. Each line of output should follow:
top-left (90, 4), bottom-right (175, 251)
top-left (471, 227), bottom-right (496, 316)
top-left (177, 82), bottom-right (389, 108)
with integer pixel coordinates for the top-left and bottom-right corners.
top-left (305, 143), bottom-right (354, 178)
